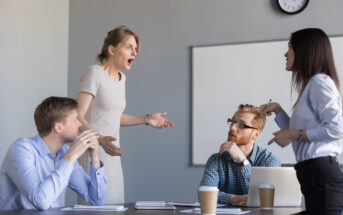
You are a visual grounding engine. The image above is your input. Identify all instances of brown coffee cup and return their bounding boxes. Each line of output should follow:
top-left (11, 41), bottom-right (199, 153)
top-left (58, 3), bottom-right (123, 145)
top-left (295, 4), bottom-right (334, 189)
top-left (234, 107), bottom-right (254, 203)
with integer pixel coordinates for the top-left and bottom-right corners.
top-left (259, 184), bottom-right (275, 210)
top-left (198, 186), bottom-right (219, 215)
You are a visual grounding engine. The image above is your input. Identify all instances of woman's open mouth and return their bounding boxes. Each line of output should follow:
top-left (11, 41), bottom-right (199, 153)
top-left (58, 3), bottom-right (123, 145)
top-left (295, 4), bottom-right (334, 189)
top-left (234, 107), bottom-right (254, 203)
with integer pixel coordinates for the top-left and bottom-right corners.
top-left (128, 58), bottom-right (134, 65)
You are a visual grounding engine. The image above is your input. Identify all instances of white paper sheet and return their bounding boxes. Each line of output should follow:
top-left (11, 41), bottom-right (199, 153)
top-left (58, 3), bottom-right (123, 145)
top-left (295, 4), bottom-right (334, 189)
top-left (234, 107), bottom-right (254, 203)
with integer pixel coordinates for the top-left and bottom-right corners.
top-left (168, 202), bottom-right (226, 207)
top-left (61, 205), bottom-right (127, 211)
top-left (180, 207), bottom-right (251, 214)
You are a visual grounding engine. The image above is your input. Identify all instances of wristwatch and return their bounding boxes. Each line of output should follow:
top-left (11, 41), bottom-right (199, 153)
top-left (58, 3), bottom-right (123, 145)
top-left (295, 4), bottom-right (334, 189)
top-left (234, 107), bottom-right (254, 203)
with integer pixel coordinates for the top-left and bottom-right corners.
top-left (144, 114), bottom-right (150, 125)
top-left (240, 159), bottom-right (250, 166)
top-left (298, 129), bottom-right (303, 141)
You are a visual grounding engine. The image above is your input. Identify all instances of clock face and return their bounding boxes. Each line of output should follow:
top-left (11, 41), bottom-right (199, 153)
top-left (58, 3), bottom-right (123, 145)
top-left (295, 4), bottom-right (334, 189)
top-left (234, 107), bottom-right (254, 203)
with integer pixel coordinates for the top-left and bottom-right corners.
top-left (277, 0), bottom-right (309, 14)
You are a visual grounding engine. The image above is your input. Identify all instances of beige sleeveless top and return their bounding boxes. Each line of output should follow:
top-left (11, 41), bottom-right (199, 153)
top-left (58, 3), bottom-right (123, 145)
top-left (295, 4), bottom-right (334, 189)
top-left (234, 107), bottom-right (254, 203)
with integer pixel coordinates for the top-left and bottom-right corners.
top-left (78, 65), bottom-right (126, 204)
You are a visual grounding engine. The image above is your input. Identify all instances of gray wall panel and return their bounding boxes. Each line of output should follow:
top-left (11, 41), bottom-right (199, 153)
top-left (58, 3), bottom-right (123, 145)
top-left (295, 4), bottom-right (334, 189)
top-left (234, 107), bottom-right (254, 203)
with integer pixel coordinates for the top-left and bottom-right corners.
top-left (68, 0), bottom-right (343, 203)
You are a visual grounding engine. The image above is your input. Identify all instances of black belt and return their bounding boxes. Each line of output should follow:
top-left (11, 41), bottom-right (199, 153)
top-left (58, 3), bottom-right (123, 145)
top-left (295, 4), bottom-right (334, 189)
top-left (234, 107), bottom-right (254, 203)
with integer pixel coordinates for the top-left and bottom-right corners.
top-left (294, 156), bottom-right (338, 170)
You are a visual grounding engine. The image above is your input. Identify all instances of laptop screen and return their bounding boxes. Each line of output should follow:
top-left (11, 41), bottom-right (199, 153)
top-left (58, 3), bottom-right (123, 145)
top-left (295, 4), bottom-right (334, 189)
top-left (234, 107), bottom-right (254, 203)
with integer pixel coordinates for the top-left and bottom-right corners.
top-left (247, 167), bottom-right (302, 207)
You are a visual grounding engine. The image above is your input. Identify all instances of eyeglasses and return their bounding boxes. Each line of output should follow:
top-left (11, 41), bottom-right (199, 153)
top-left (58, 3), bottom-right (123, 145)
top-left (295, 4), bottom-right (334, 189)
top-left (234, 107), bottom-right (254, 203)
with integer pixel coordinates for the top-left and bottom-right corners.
top-left (227, 118), bottom-right (258, 130)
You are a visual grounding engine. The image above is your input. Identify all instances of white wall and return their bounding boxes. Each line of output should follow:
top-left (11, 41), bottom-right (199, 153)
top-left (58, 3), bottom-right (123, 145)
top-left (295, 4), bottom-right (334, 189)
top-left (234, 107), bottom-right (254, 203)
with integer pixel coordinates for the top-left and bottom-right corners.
top-left (0, 0), bottom-right (69, 162)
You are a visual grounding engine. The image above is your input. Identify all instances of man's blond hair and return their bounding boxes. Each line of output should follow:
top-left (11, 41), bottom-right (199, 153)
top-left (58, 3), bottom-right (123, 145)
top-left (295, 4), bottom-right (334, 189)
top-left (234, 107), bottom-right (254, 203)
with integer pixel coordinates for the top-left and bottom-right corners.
top-left (235, 104), bottom-right (266, 131)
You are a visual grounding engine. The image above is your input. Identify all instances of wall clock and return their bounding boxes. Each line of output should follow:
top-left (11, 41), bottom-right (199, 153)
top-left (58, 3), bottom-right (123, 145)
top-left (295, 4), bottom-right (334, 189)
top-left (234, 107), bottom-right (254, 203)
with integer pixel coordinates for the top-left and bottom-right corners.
top-left (277, 0), bottom-right (309, 15)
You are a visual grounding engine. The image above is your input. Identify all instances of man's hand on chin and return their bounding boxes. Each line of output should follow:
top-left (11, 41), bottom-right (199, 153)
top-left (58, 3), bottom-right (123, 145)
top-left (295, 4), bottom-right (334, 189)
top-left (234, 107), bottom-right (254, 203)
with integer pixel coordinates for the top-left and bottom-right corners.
top-left (219, 141), bottom-right (246, 163)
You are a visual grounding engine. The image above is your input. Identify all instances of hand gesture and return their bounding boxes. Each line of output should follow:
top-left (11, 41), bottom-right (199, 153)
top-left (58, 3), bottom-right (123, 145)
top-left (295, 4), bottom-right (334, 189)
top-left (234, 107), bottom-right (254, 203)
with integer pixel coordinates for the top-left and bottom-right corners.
top-left (99, 135), bottom-right (123, 156)
top-left (268, 129), bottom-right (298, 147)
top-left (259, 102), bottom-right (282, 116)
top-left (219, 141), bottom-right (246, 163)
top-left (87, 133), bottom-right (100, 156)
top-left (147, 112), bottom-right (175, 128)
top-left (64, 130), bottom-right (99, 164)
top-left (87, 134), bottom-right (101, 168)
top-left (229, 194), bottom-right (248, 204)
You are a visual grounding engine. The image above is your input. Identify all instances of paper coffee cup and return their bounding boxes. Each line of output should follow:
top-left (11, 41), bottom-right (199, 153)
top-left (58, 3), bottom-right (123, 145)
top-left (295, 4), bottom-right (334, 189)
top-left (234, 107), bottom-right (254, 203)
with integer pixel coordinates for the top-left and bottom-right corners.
top-left (198, 186), bottom-right (219, 215)
top-left (259, 184), bottom-right (275, 210)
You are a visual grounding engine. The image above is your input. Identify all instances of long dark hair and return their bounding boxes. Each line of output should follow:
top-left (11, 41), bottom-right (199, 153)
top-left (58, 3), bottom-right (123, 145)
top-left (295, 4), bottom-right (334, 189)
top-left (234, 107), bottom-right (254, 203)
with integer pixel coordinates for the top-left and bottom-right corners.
top-left (290, 28), bottom-right (340, 106)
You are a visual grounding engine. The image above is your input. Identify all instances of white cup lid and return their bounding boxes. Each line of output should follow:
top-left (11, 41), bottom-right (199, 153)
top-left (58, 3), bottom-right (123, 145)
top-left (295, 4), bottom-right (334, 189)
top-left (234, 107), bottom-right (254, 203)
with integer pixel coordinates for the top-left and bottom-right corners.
top-left (198, 186), bottom-right (219, 192)
top-left (259, 184), bottom-right (275, 189)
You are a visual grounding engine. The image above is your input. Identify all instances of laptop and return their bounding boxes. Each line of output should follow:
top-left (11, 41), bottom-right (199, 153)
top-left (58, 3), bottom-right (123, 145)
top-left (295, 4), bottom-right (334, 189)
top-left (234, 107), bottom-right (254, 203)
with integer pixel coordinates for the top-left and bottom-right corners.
top-left (244, 167), bottom-right (302, 207)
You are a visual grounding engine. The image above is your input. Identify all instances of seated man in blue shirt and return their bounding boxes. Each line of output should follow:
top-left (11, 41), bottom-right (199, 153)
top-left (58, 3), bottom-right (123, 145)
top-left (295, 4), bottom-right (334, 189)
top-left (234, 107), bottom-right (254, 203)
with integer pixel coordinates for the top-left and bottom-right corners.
top-left (0, 96), bottom-right (106, 211)
top-left (200, 104), bottom-right (281, 205)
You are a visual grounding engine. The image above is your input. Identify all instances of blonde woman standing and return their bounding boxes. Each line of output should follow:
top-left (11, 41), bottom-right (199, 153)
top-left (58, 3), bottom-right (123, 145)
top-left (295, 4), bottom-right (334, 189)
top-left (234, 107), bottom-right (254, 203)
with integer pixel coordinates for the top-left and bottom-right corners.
top-left (77, 26), bottom-right (174, 204)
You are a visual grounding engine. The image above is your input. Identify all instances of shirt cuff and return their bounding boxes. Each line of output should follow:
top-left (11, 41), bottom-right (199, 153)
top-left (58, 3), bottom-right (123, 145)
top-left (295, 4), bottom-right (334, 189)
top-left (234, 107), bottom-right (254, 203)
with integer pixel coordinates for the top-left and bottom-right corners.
top-left (218, 192), bottom-right (231, 204)
top-left (306, 127), bottom-right (323, 142)
top-left (90, 161), bottom-right (105, 181)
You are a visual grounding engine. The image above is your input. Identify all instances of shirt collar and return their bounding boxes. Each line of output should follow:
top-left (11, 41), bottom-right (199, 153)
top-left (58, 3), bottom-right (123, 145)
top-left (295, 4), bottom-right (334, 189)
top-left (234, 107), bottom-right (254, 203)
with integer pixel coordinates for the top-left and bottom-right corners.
top-left (248, 143), bottom-right (258, 163)
top-left (33, 134), bottom-right (64, 159)
top-left (33, 134), bottom-right (50, 157)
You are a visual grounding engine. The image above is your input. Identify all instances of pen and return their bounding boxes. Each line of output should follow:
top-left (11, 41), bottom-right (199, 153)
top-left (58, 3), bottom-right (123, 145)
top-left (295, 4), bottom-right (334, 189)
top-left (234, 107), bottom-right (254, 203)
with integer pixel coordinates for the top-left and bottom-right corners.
top-left (262, 99), bottom-right (272, 113)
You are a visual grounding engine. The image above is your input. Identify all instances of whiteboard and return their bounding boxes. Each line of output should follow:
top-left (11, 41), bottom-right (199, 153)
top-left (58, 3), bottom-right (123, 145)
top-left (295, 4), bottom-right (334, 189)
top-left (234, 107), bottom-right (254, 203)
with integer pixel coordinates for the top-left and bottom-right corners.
top-left (192, 37), bottom-right (343, 165)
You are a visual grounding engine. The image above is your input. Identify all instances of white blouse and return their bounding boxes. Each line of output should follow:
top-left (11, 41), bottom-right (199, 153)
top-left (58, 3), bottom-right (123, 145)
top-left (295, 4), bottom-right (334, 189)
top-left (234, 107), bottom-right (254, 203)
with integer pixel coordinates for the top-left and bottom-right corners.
top-left (275, 74), bottom-right (343, 162)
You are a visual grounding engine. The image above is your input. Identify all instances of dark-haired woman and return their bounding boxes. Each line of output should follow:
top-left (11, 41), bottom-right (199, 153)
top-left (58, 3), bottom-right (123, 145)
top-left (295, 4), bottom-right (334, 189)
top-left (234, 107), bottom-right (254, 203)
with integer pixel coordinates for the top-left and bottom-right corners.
top-left (261, 28), bottom-right (343, 215)
top-left (76, 26), bottom-right (174, 204)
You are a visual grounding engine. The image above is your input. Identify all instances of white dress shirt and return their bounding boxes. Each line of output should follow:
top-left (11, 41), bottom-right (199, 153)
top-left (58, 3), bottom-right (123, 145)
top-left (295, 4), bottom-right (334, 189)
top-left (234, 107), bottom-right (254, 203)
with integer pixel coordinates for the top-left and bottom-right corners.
top-left (275, 74), bottom-right (343, 162)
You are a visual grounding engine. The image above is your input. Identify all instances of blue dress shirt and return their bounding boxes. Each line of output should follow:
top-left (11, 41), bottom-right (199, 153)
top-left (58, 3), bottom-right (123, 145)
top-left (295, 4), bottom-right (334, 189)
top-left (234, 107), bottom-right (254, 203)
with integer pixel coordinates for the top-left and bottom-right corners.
top-left (0, 135), bottom-right (107, 211)
top-left (200, 144), bottom-right (281, 204)
top-left (275, 74), bottom-right (343, 162)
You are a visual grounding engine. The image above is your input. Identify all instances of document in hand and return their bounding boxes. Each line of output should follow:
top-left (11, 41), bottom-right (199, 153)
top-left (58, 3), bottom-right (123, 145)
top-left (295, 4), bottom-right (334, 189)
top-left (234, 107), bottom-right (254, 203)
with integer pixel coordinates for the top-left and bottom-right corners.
top-left (135, 201), bottom-right (176, 210)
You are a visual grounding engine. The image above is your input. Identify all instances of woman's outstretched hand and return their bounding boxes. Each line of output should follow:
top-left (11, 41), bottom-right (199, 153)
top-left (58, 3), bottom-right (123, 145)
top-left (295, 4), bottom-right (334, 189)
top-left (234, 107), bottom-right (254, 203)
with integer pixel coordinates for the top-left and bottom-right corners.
top-left (147, 112), bottom-right (175, 128)
top-left (99, 135), bottom-right (123, 156)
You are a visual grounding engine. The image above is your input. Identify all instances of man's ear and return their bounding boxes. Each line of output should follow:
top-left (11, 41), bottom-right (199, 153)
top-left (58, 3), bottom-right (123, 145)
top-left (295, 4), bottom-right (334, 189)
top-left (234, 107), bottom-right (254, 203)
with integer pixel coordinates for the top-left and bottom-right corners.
top-left (252, 130), bottom-right (261, 140)
top-left (53, 122), bottom-right (63, 134)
